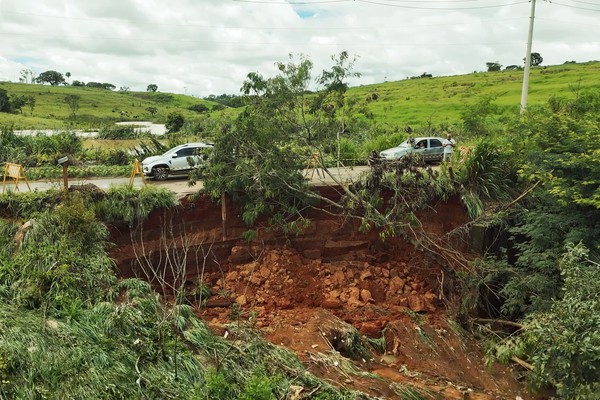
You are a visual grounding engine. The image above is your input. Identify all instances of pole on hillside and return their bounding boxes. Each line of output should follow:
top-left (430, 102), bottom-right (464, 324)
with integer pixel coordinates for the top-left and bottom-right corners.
top-left (520, 0), bottom-right (537, 114)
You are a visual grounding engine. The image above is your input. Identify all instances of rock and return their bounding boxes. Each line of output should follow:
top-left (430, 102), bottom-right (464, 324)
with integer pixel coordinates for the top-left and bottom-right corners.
top-left (360, 289), bottom-right (373, 303)
top-left (408, 294), bottom-right (435, 313)
top-left (388, 276), bottom-right (405, 293)
top-left (332, 270), bottom-right (345, 285)
top-left (235, 295), bottom-right (247, 305)
top-left (346, 287), bottom-right (362, 307)
top-left (359, 321), bottom-right (382, 337)
top-left (225, 271), bottom-right (239, 282)
top-left (321, 299), bottom-right (343, 309)
top-left (360, 270), bottom-right (373, 280)
top-left (259, 266), bottom-right (271, 279)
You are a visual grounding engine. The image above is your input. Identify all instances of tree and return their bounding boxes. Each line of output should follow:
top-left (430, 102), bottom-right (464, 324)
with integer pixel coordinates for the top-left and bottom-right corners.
top-left (526, 52), bottom-right (543, 67)
top-left (147, 84), bottom-right (158, 92)
top-left (25, 95), bottom-right (36, 116)
top-left (315, 51), bottom-right (361, 167)
top-left (64, 94), bottom-right (81, 119)
top-left (36, 70), bottom-right (65, 86)
top-left (65, 72), bottom-right (71, 83)
top-left (165, 112), bottom-right (185, 133)
top-left (146, 106), bottom-right (158, 117)
top-left (72, 80), bottom-right (85, 87)
top-left (188, 103), bottom-right (208, 113)
top-left (0, 89), bottom-right (11, 112)
top-left (20, 69), bottom-right (34, 84)
top-left (10, 95), bottom-right (26, 114)
top-left (486, 62), bottom-right (502, 72)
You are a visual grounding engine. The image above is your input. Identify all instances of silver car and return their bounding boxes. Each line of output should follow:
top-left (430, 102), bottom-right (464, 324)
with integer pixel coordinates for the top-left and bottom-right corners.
top-left (142, 142), bottom-right (213, 180)
top-left (379, 137), bottom-right (445, 163)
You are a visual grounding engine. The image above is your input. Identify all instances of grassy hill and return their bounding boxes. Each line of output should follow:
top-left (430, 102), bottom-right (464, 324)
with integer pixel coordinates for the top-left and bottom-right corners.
top-left (345, 61), bottom-right (600, 128)
top-left (1, 61), bottom-right (599, 131)
top-left (0, 83), bottom-right (220, 130)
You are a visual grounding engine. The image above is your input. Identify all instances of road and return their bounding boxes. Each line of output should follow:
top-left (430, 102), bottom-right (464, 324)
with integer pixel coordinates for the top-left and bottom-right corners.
top-left (1, 166), bottom-right (372, 197)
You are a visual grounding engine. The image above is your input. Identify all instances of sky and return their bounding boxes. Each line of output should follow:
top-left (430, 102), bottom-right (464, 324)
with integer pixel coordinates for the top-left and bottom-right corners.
top-left (1, 0), bottom-right (599, 98)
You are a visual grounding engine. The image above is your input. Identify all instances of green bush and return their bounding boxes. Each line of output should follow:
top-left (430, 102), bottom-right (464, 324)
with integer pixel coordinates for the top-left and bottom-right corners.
top-left (494, 244), bottom-right (600, 398)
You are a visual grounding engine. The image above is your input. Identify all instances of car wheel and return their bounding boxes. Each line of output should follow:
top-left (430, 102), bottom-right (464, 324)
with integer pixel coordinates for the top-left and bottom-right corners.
top-left (153, 167), bottom-right (169, 181)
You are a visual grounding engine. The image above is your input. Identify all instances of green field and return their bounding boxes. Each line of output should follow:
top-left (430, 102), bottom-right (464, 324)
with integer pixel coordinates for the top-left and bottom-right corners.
top-left (1, 61), bottom-right (599, 132)
top-left (0, 83), bottom-right (219, 130)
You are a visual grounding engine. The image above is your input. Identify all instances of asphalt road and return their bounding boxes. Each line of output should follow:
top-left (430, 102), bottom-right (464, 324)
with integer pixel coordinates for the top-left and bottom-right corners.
top-left (1, 166), bottom-right (372, 197)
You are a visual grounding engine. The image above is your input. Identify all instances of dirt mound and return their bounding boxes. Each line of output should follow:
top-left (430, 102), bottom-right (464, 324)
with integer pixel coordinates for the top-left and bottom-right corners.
top-left (199, 246), bottom-right (527, 399)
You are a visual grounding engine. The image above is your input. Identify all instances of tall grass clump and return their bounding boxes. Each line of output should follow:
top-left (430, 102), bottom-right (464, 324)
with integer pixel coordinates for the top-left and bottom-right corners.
top-left (456, 140), bottom-right (519, 218)
top-left (94, 185), bottom-right (177, 226)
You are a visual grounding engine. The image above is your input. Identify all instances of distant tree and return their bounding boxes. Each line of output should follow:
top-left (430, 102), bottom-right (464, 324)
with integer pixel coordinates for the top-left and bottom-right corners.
top-left (146, 106), bottom-right (158, 117)
top-left (523, 52), bottom-right (543, 66)
top-left (25, 95), bottom-right (36, 116)
top-left (203, 93), bottom-right (244, 108)
top-left (486, 62), bottom-right (502, 72)
top-left (86, 82), bottom-right (115, 90)
top-left (65, 72), bottom-right (71, 83)
top-left (504, 65), bottom-right (521, 71)
top-left (119, 86), bottom-right (130, 93)
top-left (0, 89), bottom-right (11, 112)
top-left (64, 94), bottom-right (81, 119)
top-left (72, 80), bottom-right (85, 87)
top-left (36, 70), bottom-right (65, 86)
top-left (20, 69), bottom-right (34, 84)
top-left (165, 112), bottom-right (185, 133)
top-left (10, 95), bottom-right (26, 114)
top-left (146, 84), bottom-right (158, 92)
top-left (529, 52), bottom-right (543, 67)
top-left (188, 103), bottom-right (208, 113)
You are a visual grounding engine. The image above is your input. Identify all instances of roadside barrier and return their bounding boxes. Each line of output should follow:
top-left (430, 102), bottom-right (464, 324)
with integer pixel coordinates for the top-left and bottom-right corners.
top-left (2, 163), bottom-right (31, 193)
top-left (304, 152), bottom-right (324, 178)
top-left (129, 159), bottom-right (146, 187)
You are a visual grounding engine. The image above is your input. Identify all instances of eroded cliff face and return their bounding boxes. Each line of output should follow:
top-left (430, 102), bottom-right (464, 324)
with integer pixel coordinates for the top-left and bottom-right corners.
top-left (110, 189), bottom-right (529, 399)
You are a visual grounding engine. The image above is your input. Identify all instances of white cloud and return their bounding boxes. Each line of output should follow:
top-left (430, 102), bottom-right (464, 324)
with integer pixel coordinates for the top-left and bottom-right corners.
top-left (1, 0), bottom-right (598, 97)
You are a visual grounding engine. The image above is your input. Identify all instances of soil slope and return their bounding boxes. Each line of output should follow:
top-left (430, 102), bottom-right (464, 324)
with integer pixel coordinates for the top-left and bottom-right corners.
top-left (110, 189), bottom-right (531, 399)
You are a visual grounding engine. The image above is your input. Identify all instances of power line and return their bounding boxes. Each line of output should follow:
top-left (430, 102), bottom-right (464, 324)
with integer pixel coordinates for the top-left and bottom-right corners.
top-left (545, 0), bottom-right (600, 11)
top-left (356, 0), bottom-right (529, 9)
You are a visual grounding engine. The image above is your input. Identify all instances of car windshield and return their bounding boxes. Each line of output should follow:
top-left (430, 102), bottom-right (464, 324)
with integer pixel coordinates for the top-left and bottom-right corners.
top-left (396, 141), bottom-right (412, 148)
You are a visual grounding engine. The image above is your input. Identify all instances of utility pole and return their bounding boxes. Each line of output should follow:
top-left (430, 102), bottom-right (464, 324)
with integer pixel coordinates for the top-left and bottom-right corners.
top-left (520, 0), bottom-right (537, 114)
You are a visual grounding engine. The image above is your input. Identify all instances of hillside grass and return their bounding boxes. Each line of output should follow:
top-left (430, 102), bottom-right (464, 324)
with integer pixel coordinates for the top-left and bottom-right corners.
top-left (0, 83), bottom-right (219, 130)
top-left (1, 61), bottom-right (598, 132)
top-left (346, 61), bottom-right (600, 128)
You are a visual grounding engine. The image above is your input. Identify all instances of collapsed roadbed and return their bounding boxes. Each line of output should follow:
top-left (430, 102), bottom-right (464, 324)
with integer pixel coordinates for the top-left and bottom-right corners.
top-left (110, 186), bottom-right (528, 399)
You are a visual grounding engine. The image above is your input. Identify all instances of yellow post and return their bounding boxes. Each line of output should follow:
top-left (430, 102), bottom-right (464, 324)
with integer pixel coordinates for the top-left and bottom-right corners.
top-left (129, 159), bottom-right (146, 187)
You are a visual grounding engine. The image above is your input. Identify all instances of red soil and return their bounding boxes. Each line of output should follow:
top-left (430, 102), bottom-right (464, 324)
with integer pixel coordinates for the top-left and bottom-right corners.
top-left (110, 189), bottom-right (533, 399)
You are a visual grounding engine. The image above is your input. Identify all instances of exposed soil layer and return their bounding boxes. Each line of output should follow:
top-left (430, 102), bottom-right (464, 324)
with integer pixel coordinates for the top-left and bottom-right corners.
top-left (110, 188), bottom-right (532, 399)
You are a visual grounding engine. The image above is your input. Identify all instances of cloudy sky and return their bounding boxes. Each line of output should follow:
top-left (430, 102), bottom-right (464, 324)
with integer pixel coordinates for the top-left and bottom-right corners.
top-left (1, 0), bottom-right (599, 97)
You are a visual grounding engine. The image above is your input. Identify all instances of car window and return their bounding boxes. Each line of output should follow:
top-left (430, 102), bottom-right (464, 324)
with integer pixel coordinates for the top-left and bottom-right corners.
top-left (430, 139), bottom-right (442, 148)
top-left (175, 147), bottom-right (197, 157)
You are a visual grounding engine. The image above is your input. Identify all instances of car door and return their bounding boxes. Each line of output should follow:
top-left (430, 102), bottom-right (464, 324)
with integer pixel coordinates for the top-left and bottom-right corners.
top-left (428, 138), bottom-right (444, 161)
top-left (171, 147), bottom-right (197, 172)
top-left (414, 139), bottom-right (427, 159)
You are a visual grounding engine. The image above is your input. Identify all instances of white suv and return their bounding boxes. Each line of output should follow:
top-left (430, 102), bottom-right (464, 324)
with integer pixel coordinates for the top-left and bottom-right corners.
top-left (142, 142), bottom-right (213, 180)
